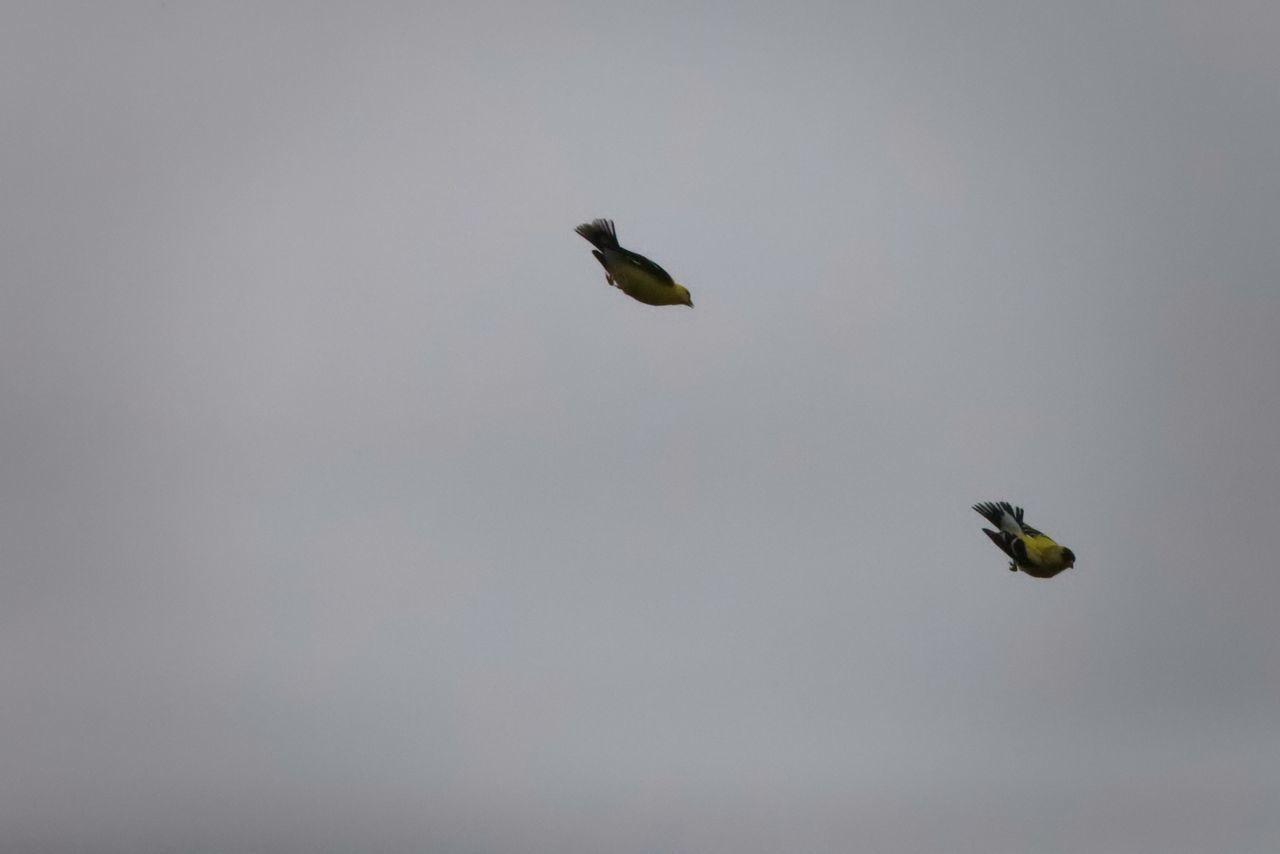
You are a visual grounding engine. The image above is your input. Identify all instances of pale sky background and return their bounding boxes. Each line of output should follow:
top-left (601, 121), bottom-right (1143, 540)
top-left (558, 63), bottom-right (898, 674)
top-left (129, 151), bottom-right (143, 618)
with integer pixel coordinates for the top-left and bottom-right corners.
top-left (3, 2), bottom-right (1279, 852)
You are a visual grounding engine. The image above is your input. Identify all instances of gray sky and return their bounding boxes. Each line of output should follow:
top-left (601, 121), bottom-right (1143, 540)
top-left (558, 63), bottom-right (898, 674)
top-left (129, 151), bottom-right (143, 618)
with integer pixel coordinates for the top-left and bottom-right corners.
top-left (3, 2), bottom-right (1278, 852)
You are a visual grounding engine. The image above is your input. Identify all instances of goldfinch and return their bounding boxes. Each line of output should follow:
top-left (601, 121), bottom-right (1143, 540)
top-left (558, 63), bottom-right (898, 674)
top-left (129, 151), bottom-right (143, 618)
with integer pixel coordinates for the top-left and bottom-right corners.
top-left (575, 219), bottom-right (693, 307)
top-left (973, 501), bottom-right (1076, 578)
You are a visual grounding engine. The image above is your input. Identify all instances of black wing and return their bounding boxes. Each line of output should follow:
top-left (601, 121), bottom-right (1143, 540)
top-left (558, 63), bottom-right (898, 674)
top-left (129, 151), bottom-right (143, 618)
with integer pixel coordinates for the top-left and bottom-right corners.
top-left (973, 501), bottom-right (1044, 537)
top-left (618, 248), bottom-right (676, 286)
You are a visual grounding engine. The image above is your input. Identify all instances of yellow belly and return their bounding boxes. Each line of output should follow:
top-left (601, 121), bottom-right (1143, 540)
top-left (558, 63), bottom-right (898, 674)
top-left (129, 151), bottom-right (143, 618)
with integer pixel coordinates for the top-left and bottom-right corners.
top-left (1022, 535), bottom-right (1069, 575)
top-left (612, 265), bottom-right (687, 306)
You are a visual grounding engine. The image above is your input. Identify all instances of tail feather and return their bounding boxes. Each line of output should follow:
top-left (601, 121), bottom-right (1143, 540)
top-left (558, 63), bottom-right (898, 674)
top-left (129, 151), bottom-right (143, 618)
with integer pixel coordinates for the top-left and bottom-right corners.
top-left (982, 528), bottom-right (1017, 560)
top-left (575, 218), bottom-right (619, 250)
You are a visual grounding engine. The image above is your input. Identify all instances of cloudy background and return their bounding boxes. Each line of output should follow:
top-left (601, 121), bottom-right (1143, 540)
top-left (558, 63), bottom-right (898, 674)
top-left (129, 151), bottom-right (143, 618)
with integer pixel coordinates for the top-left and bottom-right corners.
top-left (4, 2), bottom-right (1278, 851)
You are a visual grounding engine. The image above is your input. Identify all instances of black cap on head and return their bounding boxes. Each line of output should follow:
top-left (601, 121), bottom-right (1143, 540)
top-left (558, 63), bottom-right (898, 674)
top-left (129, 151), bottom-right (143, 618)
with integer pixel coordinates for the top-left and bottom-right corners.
top-left (1062, 548), bottom-right (1076, 565)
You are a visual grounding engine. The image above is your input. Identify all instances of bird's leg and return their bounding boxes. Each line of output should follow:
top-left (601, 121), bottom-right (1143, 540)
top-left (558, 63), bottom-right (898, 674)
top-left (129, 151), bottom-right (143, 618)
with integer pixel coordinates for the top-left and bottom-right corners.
top-left (1008, 562), bottom-right (1018, 572)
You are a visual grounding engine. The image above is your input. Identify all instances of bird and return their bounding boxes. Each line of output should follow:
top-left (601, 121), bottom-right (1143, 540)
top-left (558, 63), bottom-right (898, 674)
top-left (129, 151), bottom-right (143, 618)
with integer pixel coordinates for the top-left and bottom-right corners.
top-left (574, 219), bottom-right (693, 307)
top-left (973, 501), bottom-right (1076, 578)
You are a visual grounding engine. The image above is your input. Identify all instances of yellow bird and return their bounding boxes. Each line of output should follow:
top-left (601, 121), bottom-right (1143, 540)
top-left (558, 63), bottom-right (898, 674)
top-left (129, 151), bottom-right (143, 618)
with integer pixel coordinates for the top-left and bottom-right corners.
top-left (973, 501), bottom-right (1076, 578)
top-left (575, 218), bottom-right (693, 307)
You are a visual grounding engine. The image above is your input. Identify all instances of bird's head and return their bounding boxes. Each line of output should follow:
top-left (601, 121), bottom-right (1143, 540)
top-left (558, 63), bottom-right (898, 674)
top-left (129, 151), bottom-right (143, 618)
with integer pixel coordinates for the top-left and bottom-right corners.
top-left (676, 285), bottom-right (693, 307)
top-left (1061, 547), bottom-right (1076, 569)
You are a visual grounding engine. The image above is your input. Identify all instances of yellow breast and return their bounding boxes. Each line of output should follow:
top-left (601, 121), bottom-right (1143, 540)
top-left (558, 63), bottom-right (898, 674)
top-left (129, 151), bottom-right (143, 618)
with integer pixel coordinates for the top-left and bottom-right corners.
top-left (609, 266), bottom-right (682, 306)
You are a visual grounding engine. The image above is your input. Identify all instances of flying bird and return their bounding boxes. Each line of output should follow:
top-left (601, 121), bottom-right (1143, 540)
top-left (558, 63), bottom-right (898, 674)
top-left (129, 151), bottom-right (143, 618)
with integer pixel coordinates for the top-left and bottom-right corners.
top-left (574, 219), bottom-right (693, 307)
top-left (973, 501), bottom-right (1076, 578)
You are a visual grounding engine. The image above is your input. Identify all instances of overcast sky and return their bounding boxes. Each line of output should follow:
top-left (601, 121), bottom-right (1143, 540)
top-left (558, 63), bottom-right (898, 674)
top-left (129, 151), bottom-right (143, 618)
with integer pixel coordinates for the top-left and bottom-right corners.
top-left (3, 2), bottom-right (1278, 852)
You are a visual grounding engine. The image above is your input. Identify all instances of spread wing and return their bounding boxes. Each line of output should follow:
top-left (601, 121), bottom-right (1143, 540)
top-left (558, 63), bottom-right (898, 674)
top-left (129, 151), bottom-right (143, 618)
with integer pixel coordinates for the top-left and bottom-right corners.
top-left (973, 501), bottom-right (1046, 538)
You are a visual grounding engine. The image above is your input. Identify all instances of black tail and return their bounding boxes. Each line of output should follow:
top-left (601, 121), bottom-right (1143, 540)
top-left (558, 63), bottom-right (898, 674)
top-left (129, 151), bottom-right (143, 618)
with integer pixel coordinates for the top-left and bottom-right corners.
top-left (574, 218), bottom-right (619, 250)
top-left (982, 528), bottom-right (1017, 560)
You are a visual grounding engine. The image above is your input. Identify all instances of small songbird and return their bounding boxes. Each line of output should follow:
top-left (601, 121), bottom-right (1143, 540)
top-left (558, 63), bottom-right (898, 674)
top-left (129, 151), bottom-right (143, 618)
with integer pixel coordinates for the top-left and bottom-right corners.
top-left (574, 218), bottom-right (693, 307)
top-left (973, 501), bottom-right (1076, 578)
